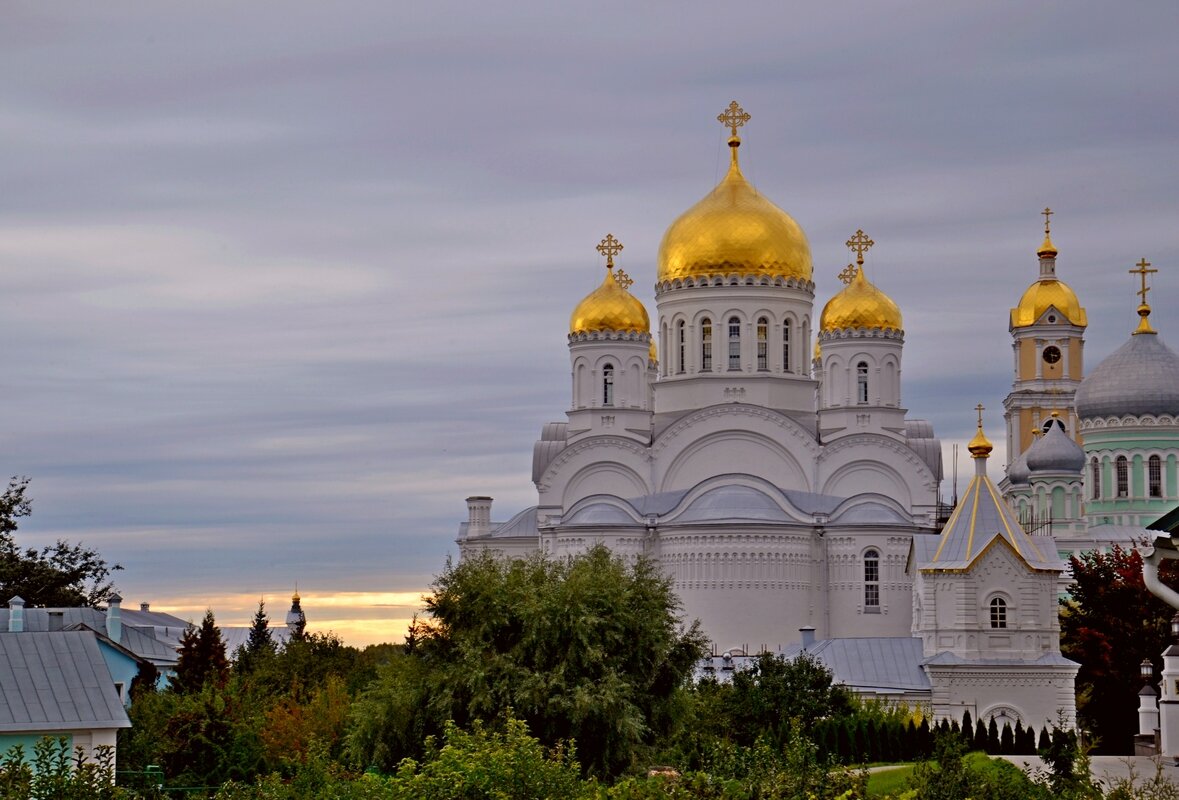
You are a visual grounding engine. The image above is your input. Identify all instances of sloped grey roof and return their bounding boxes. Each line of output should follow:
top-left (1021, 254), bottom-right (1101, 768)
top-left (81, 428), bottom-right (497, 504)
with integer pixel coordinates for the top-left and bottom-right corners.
top-left (0, 608), bottom-right (178, 665)
top-left (1076, 332), bottom-right (1179, 419)
top-left (920, 468), bottom-right (1063, 572)
top-left (1025, 422), bottom-right (1085, 475)
top-left (905, 420), bottom-right (944, 482)
top-left (0, 632), bottom-right (130, 731)
top-left (490, 506), bottom-right (540, 537)
top-left (783, 637), bottom-right (930, 692)
top-left (678, 486), bottom-right (794, 523)
top-left (563, 503), bottom-right (641, 525)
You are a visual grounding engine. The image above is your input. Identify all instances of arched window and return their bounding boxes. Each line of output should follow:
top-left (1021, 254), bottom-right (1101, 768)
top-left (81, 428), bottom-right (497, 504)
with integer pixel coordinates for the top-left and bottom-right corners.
top-left (1091, 457), bottom-right (1101, 500)
top-left (1116, 455), bottom-right (1129, 498)
top-left (1150, 455), bottom-right (1163, 498)
top-left (863, 549), bottom-right (880, 610)
top-left (990, 597), bottom-right (1007, 629)
top-left (602, 363), bottom-right (614, 406)
top-left (856, 361), bottom-right (869, 404)
top-left (728, 317), bottom-right (741, 371)
top-left (700, 318), bottom-right (712, 372)
top-left (783, 324), bottom-right (792, 373)
top-left (676, 321), bottom-right (686, 374)
top-left (757, 317), bottom-right (769, 371)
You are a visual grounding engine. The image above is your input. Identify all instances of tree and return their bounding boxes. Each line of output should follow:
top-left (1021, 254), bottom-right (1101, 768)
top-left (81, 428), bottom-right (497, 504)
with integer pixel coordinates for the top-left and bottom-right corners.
top-left (235, 599), bottom-right (276, 675)
top-left (173, 609), bottom-right (229, 693)
top-left (0, 477), bottom-right (121, 607)
top-left (349, 545), bottom-right (708, 779)
top-left (1061, 544), bottom-right (1179, 753)
top-left (723, 651), bottom-right (854, 748)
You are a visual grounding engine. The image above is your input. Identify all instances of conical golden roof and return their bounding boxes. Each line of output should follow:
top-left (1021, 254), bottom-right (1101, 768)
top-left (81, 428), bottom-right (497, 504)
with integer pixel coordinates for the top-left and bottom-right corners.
top-left (819, 266), bottom-right (903, 333)
top-left (569, 270), bottom-right (650, 335)
top-left (657, 104), bottom-right (811, 284)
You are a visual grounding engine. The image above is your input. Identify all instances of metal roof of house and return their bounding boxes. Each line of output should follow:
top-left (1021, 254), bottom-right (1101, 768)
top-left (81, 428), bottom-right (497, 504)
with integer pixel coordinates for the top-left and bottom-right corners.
top-left (0, 608), bottom-right (178, 666)
top-left (0, 631), bottom-right (130, 731)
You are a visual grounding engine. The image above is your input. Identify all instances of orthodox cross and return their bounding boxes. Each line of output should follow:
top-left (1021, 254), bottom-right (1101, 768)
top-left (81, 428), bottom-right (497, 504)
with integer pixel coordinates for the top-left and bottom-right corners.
top-left (717, 101), bottom-right (751, 137)
top-left (846, 229), bottom-right (874, 267)
top-left (614, 270), bottom-right (634, 290)
top-left (975, 403), bottom-right (985, 428)
top-left (1042, 207), bottom-right (1053, 235)
top-left (838, 263), bottom-right (858, 285)
top-left (1130, 257), bottom-right (1157, 305)
top-left (596, 233), bottom-right (623, 268)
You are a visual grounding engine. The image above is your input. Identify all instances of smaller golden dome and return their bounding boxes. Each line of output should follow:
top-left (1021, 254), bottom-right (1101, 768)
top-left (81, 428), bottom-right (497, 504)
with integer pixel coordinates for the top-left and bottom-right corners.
top-left (1011, 279), bottom-right (1086, 328)
top-left (570, 270), bottom-right (650, 335)
top-left (968, 423), bottom-right (992, 459)
top-left (648, 339), bottom-right (657, 362)
top-left (819, 267), bottom-right (903, 333)
top-left (1037, 233), bottom-right (1057, 259)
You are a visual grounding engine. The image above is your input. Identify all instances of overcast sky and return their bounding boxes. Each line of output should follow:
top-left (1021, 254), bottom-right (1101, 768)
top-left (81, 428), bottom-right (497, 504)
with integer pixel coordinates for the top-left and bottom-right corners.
top-left (3, 2), bottom-right (1177, 645)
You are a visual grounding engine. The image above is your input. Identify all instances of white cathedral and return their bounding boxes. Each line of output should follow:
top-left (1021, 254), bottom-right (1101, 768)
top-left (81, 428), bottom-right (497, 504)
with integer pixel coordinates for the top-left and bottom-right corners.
top-left (457, 103), bottom-right (1179, 732)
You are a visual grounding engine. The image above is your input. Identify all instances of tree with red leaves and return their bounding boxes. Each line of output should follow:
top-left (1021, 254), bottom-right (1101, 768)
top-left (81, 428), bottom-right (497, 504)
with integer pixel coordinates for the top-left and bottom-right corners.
top-left (1061, 544), bottom-right (1179, 753)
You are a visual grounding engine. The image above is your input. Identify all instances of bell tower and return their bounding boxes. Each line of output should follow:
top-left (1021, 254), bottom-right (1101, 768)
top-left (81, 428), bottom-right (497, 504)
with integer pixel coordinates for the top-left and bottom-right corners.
top-left (1003, 209), bottom-right (1086, 469)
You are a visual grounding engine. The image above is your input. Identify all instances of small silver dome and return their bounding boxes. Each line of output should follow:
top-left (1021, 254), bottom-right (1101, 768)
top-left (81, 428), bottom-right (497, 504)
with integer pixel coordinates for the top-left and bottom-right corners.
top-left (1006, 451), bottom-right (1030, 486)
top-left (1025, 421), bottom-right (1085, 474)
top-left (1076, 333), bottom-right (1179, 419)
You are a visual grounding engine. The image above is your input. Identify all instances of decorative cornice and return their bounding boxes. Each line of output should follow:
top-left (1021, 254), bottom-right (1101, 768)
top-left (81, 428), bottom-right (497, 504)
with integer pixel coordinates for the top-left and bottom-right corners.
top-left (1080, 413), bottom-right (1179, 430)
top-left (655, 274), bottom-right (815, 296)
top-left (567, 330), bottom-right (652, 345)
top-left (819, 328), bottom-right (905, 342)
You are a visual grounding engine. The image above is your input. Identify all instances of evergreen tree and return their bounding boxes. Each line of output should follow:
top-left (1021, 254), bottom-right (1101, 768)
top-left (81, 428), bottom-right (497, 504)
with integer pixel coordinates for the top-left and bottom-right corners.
top-left (1013, 720), bottom-right (1025, 754)
top-left (961, 709), bottom-right (973, 747)
top-left (1038, 726), bottom-right (1051, 751)
top-left (1000, 722), bottom-right (1014, 754)
top-left (918, 717), bottom-right (932, 757)
top-left (837, 718), bottom-right (853, 763)
top-left (173, 609), bottom-right (229, 693)
top-left (987, 717), bottom-right (1000, 754)
top-left (236, 599), bottom-right (275, 674)
top-left (974, 719), bottom-right (987, 752)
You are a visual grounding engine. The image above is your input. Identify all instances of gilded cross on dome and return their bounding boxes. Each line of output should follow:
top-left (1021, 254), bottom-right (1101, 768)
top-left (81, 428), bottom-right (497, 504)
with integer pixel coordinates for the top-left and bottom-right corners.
top-left (975, 403), bottom-right (985, 426)
top-left (717, 101), bottom-right (751, 138)
top-left (1042, 207), bottom-right (1054, 235)
top-left (596, 234), bottom-right (623, 268)
top-left (838, 263), bottom-right (858, 285)
top-left (614, 270), bottom-right (634, 290)
top-left (846, 229), bottom-right (874, 267)
top-left (1130, 257), bottom-right (1157, 305)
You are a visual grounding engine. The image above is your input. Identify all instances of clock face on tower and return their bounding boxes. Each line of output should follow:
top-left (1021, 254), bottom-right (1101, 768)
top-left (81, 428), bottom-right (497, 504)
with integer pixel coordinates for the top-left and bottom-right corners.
top-left (1042, 345), bottom-right (1061, 365)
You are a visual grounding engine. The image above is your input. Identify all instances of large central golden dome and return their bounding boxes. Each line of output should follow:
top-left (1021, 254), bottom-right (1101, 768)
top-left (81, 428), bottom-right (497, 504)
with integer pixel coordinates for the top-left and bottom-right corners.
top-left (819, 266), bottom-right (903, 333)
top-left (657, 123), bottom-right (812, 284)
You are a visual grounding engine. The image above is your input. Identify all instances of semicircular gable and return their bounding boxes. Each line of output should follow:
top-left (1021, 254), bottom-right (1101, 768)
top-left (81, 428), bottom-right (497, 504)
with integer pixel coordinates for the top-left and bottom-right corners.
top-left (818, 433), bottom-right (938, 510)
top-left (563, 496), bottom-right (643, 526)
top-left (828, 493), bottom-right (911, 525)
top-left (564, 462), bottom-right (649, 509)
top-left (537, 436), bottom-right (650, 507)
top-left (676, 484), bottom-right (789, 523)
top-left (652, 405), bottom-right (817, 493)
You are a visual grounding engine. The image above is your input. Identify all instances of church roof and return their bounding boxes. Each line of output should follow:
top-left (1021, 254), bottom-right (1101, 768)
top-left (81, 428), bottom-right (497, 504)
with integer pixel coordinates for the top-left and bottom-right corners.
top-left (1075, 330), bottom-right (1179, 419)
top-left (1025, 419), bottom-right (1085, 475)
top-left (921, 470), bottom-right (1062, 573)
top-left (783, 637), bottom-right (931, 693)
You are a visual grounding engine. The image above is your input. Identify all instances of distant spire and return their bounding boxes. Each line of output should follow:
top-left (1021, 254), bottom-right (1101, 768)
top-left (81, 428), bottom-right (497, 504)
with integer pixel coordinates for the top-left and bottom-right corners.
top-left (968, 403), bottom-right (993, 462)
top-left (1129, 257), bottom-right (1158, 335)
top-left (1037, 207), bottom-right (1058, 260)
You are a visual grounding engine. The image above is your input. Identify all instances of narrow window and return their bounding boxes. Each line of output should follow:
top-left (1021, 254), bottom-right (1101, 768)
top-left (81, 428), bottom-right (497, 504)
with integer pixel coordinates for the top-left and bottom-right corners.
top-left (863, 549), bottom-right (880, 609)
top-left (990, 597), bottom-right (1007, 629)
top-left (602, 363), bottom-right (614, 406)
top-left (1091, 457), bottom-right (1101, 500)
top-left (783, 324), bottom-right (792, 373)
top-left (757, 317), bottom-right (768, 371)
top-left (728, 317), bottom-right (741, 371)
top-left (701, 318), bottom-right (712, 372)
top-left (1116, 455), bottom-right (1129, 498)
top-left (1150, 455), bottom-right (1163, 498)
top-left (857, 362), bottom-right (869, 404)
top-left (677, 321), bottom-right (686, 374)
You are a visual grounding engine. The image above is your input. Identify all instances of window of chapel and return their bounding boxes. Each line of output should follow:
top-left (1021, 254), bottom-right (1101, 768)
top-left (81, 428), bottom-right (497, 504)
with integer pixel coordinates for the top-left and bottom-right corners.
top-left (783, 324), bottom-right (792, 373)
top-left (757, 318), bottom-right (768, 371)
top-left (602, 363), bottom-right (614, 406)
top-left (856, 362), bottom-right (869, 404)
top-left (677, 321), bottom-right (686, 374)
top-left (1090, 457), bottom-right (1101, 500)
top-left (863, 549), bottom-right (880, 610)
top-left (990, 597), bottom-right (1007, 629)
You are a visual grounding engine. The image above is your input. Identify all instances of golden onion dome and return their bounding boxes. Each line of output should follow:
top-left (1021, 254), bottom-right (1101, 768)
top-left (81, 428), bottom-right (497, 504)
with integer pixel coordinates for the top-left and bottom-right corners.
top-left (657, 136), bottom-right (811, 284)
top-left (968, 423), bottom-right (993, 459)
top-left (1037, 232), bottom-right (1058, 259)
top-left (570, 270), bottom-right (650, 335)
top-left (819, 267), bottom-right (903, 333)
top-left (1011, 279), bottom-right (1086, 328)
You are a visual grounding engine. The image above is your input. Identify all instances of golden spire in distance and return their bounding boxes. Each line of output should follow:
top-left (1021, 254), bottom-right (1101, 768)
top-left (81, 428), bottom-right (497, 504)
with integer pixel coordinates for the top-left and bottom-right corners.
top-left (596, 233), bottom-right (623, 269)
top-left (968, 403), bottom-right (993, 459)
top-left (846, 229), bottom-right (874, 268)
top-left (1037, 207), bottom-right (1058, 258)
top-left (1130, 256), bottom-right (1158, 335)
